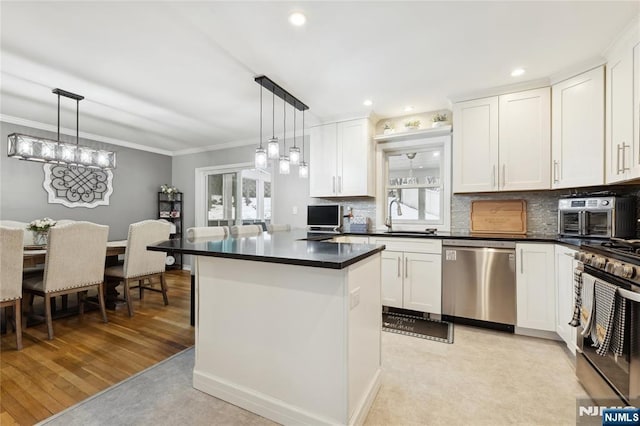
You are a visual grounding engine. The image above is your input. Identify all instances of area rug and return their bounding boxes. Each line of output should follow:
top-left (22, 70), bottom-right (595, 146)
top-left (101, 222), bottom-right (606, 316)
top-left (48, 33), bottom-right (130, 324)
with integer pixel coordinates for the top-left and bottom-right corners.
top-left (38, 347), bottom-right (275, 426)
top-left (382, 311), bottom-right (454, 343)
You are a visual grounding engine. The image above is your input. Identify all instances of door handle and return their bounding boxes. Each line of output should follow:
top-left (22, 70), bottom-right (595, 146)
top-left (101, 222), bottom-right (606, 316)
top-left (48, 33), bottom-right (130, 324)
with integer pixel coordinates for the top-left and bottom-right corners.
top-left (397, 256), bottom-right (401, 277)
top-left (332, 176), bottom-right (336, 194)
top-left (502, 164), bottom-right (506, 188)
top-left (617, 144), bottom-right (622, 174)
top-left (520, 249), bottom-right (524, 274)
top-left (553, 160), bottom-right (559, 183)
top-left (405, 257), bottom-right (408, 278)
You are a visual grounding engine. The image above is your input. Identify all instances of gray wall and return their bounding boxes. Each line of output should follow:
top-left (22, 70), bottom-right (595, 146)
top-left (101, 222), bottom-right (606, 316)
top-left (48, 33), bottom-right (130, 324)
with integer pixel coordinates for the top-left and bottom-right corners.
top-left (0, 121), bottom-right (172, 240)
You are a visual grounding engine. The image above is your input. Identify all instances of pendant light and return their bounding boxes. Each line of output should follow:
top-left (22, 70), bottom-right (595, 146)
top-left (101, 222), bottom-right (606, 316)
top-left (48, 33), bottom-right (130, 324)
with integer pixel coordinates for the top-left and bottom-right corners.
top-left (289, 107), bottom-right (300, 165)
top-left (254, 85), bottom-right (267, 169)
top-left (267, 90), bottom-right (280, 159)
top-left (298, 109), bottom-right (309, 179)
top-left (279, 97), bottom-right (290, 175)
top-left (7, 88), bottom-right (116, 169)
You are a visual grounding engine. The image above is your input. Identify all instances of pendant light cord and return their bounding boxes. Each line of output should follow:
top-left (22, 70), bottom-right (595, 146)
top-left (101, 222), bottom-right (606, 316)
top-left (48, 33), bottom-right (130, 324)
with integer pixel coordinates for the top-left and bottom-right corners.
top-left (259, 85), bottom-right (263, 148)
top-left (272, 90), bottom-right (275, 139)
top-left (57, 93), bottom-right (60, 141)
top-left (302, 110), bottom-right (305, 160)
top-left (293, 108), bottom-right (297, 148)
top-left (283, 96), bottom-right (286, 151)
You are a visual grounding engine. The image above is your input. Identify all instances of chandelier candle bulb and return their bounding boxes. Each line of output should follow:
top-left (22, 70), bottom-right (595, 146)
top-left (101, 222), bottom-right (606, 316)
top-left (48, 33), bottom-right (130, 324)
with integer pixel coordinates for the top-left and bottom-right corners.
top-left (298, 161), bottom-right (308, 178)
top-left (289, 146), bottom-right (300, 165)
top-left (255, 147), bottom-right (267, 169)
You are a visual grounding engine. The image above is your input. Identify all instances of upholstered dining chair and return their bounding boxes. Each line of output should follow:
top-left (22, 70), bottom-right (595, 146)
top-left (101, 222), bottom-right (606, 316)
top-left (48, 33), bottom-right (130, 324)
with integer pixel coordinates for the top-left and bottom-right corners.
top-left (22, 221), bottom-right (109, 340)
top-left (104, 220), bottom-right (170, 317)
top-left (0, 220), bottom-right (34, 245)
top-left (186, 226), bottom-right (228, 241)
top-left (266, 224), bottom-right (291, 232)
top-left (0, 226), bottom-right (25, 350)
top-left (229, 225), bottom-right (263, 237)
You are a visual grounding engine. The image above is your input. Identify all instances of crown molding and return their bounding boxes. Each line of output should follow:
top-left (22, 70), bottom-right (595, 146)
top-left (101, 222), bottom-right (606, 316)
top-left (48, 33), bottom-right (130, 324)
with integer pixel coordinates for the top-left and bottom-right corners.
top-left (448, 77), bottom-right (550, 103)
top-left (548, 57), bottom-right (606, 86)
top-left (0, 114), bottom-right (174, 156)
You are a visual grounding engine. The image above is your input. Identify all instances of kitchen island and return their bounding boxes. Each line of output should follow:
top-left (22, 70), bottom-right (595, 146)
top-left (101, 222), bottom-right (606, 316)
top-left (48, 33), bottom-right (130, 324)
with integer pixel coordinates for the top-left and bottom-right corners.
top-left (148, 230), bottom-right (384, 425)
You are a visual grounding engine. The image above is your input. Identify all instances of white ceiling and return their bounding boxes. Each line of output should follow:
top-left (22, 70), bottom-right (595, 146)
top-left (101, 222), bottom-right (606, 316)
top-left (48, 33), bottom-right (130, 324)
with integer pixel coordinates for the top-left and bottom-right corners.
top-left (1, 1), bottom-right (638, 155)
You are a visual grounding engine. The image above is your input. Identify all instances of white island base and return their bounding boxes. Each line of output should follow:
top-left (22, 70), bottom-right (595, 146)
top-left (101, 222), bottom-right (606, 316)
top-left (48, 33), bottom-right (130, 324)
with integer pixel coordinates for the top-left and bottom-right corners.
top-left (192, 253), bottom-right (382, 425)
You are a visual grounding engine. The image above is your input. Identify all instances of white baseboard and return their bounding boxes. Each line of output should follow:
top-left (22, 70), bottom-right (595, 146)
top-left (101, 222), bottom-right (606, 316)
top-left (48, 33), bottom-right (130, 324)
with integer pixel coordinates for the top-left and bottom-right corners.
top-left (349, 368), bottom-right (381, 426)
top-left (515, 327), bottom-right (562, 341)
top-left (193, 369), bottom-right (344, 425)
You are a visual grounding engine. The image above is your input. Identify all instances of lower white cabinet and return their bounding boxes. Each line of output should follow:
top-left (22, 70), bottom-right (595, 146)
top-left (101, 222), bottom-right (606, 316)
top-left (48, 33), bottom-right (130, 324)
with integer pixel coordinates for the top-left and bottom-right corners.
top-left (516, 243), bottom-right (556, 331)
top-left (555, 244), bottom-right (577, 354)
top-left (372, 238), bottom-right (442, 314)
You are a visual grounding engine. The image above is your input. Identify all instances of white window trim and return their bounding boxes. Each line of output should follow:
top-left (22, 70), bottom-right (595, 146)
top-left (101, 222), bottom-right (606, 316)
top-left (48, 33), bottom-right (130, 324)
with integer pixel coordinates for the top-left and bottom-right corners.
top-left (194, 162), bottom-right (254, 227)
top-left (374, 134), bottom-right (451, 232)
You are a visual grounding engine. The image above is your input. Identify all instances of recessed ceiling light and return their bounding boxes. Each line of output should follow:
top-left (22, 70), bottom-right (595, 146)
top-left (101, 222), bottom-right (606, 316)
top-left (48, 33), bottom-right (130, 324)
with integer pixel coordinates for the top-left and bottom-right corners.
top-left (404, 106), bottom-right (414, 112)
top-left (289, 12), bottom-right (306, 26)
top-left (363, 99), bottom-right (373, 107)
top-left (511, 68), bottom-right (525, 77)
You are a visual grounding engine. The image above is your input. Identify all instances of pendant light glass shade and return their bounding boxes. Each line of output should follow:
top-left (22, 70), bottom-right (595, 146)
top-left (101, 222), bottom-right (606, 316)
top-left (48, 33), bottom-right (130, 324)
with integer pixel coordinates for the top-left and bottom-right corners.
top-left (289, 146), bottom-right (300, 165)
top-left (298, 160), bottom-right (308, 178)
top-left (279, 155), bottom-right (290, 174)
top-left (267, 137), bottom-right (280, 159)
top-left (255, 147), bottom-right (267, 169)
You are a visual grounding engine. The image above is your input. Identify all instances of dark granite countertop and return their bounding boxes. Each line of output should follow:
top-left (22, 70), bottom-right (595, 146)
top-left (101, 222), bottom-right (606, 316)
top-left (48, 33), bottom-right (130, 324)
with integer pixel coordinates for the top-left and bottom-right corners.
top-left (344, 230), bottom-right (602, 248)
top-left (147, 229), bottom-right (385, 270)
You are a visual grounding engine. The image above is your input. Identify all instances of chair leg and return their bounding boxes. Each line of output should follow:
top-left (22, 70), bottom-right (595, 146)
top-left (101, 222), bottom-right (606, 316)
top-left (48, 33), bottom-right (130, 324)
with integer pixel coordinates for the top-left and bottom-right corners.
top-left (160, 273), bottom-right (169, 306)
top-left (15, 299), bottom-right (23, 350)
top-left (44, 295), bottom-right (54, 340)
top-left (124, 279), bottom-right (134, 317)
top-left (98, 283), bottom-right (108, 323)
top-left (139, 279), bottom-right (144, 300)
top-left (61, 294), bottom-right (68, 310)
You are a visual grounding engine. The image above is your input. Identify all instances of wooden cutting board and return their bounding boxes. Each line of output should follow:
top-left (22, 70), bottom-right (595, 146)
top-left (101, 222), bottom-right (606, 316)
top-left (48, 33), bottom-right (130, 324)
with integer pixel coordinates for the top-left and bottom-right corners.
top-left (470, 200), bottom-right (527, 234)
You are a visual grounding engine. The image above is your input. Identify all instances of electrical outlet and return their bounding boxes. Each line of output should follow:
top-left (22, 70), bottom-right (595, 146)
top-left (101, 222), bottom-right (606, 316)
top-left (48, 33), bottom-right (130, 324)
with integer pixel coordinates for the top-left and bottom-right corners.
top-left (292, 206), bottom-right (298, 215)
top-left (350, 287), bottom-right (361, 309)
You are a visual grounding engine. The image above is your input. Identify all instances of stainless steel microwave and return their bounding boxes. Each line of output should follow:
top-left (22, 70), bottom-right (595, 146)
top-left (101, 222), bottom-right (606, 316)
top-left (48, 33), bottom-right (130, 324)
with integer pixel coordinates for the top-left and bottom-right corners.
top-left (558, 196), bottom-right (636, 238)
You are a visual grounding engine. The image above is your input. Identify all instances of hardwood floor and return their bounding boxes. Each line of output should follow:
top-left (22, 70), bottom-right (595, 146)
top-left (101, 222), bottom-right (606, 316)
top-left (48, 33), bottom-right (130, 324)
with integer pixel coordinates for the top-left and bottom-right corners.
top-left (0, 270), bottom-right (194, 425)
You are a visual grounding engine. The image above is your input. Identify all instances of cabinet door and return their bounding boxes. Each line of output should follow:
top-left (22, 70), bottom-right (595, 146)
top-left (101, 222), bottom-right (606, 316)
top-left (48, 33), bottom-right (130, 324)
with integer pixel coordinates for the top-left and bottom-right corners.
top-left (516, 243), bottom-right (555, 331)
top-left (309, 123), bottom-right (338, 197)
top-left (555, 245), bottom-right (577, 354)
top-left (381, 251), bottom-right (403, 308)
top-left (452, 97), bottom-right (499, 193)
top-left (631, 41), bottom-right (640, 179)
top-left (338, 119), bottom-right (373, 197)
top-left (499, 88), bottom-right (551, 191)
top-left (402, 252), bottom-right (442, 314)
top-left (606, 47), bottom-right (635, 183)
top-left (552, 67), bottom-right (605, 188)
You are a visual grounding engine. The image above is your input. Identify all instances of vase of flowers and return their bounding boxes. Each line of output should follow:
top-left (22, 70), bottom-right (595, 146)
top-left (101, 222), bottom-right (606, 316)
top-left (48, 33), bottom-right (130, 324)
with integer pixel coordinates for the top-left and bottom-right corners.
top-left (431, 112), bottom-right (449, 128)
top-left (27, 217), bottom-right (57, 246)
top-left (405, 120), bottom-right (421, 131)
top-left (160, 184), bottom-right (179, 201)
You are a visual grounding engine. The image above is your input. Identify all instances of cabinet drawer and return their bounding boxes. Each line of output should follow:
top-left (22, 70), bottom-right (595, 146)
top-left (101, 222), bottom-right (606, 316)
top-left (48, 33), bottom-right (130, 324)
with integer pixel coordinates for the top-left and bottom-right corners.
top-left (369, 237), bottom-right (442, 254)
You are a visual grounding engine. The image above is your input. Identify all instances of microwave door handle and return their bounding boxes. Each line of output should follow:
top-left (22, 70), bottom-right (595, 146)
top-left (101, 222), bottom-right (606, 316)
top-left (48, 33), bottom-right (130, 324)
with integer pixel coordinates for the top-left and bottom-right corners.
top-left (579, 211), bottom-right (585, 236)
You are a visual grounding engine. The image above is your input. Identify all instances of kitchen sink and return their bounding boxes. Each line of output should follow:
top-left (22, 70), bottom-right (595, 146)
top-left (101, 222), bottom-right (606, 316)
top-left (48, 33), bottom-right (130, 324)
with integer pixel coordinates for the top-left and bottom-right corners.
top-left (384, 230), bottom-right (437, 236)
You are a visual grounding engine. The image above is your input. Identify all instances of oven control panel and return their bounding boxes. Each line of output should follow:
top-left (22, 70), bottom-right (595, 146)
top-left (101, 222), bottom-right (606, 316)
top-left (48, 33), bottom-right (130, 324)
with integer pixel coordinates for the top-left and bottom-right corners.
top-left (577, 250), bottom-right (639, 284)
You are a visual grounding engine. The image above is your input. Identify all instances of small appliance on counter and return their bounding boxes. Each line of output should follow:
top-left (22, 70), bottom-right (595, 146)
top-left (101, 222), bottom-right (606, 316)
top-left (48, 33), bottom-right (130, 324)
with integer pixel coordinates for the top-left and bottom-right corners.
top-left (558, 196), bottom-right (636, 238)
top-left (307, 204), bottom-right (343, 233)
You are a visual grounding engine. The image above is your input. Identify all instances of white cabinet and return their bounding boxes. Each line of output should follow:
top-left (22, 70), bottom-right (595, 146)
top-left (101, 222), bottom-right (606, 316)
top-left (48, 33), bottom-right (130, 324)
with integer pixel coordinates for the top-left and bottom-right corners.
top-left (310, 118), bottom-right (374, 197)
top-left (552, 67), bottom-right (605, 188)
top-left (452, 87), bottom-right (551, 193)
top-left (370, 237), bottom-right (442, 314)
top-left (516, 243), bottom-right (555, 331)
top-left (452, 97), bottom-right (499, 192)
top-left (555, 244), bottom-right (577, 354)
top-left (605, 25), bottom-right (640, 183)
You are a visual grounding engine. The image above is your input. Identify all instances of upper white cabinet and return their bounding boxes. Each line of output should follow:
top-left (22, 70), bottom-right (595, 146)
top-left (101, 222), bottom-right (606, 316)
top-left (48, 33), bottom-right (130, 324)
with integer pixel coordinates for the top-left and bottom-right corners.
top-left (452, 97), bottom-right (499, 192)
top-left (551, 67), bottom-right (605, 188)
top-left (453, 87), bottom-right (551, 193)
top-left (605, 23), bottom-right (640, 183)
top-left (310, 118), bottom-right (374, 197)
top-left (516, 243), bottom-right (555, 332)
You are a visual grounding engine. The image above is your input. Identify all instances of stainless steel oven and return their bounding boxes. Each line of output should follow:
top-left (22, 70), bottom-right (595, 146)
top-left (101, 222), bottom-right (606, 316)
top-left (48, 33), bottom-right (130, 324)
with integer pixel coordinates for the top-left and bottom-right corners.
top-left (558, 196), bottom-right (636, 239)
top-left (576, 245), bottom-right (640, 406)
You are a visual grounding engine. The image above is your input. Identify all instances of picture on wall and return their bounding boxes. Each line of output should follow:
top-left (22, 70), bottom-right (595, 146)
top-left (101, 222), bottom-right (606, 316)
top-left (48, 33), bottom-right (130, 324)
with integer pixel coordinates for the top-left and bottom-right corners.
top-left (43, 164), bottom-right (113, 208)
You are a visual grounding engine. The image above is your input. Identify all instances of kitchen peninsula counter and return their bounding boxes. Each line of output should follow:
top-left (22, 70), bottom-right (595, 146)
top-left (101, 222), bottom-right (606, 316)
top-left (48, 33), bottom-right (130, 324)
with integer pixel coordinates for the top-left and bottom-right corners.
top-left (148, 230), bottom-right (383, 426)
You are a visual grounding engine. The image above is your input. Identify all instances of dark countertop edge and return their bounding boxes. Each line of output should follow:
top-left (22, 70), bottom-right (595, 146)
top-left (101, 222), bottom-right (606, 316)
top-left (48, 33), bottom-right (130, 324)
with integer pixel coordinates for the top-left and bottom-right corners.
top-left (344, 232), bottom-right (597, 248)
top-left (146, 244), bottom-right (386, 270)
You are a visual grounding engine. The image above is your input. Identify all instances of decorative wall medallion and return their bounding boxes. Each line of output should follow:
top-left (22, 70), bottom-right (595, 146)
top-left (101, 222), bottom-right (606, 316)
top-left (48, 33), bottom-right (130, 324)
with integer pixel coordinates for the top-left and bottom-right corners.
top-left (43, 164), bottom-right (113, 208)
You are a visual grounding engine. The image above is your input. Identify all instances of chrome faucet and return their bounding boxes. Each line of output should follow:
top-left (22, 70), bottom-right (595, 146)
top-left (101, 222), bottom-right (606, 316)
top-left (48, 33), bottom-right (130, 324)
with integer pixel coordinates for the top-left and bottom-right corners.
top-left (385, 198), bottom-right (402, 232)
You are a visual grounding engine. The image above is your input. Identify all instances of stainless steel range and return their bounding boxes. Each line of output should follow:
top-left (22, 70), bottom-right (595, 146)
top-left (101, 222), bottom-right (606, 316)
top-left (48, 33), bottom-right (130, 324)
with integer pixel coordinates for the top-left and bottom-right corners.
top-left (576, 239), bottom-right (640, 406)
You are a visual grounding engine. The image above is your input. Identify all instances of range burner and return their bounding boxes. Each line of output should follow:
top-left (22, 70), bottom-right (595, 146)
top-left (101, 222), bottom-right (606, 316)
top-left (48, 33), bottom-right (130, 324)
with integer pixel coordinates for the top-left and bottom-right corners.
top-left (600, 241), bottom-right (640, 255)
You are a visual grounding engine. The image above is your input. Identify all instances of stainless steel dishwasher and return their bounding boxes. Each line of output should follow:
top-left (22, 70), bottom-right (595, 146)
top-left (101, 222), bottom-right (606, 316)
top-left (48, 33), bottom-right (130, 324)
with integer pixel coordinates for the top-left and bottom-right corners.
top-left (442, 239), bottom-right (516, 331)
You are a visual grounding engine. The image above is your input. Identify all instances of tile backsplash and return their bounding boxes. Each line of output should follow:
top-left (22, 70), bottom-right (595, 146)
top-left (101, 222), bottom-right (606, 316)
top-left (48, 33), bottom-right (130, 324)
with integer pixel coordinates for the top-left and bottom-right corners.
top-left (311, 185), bottom-right (640, 237)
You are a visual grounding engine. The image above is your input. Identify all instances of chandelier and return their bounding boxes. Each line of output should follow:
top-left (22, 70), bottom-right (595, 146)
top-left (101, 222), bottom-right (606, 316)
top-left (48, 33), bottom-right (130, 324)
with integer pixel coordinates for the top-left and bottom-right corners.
top-left (7, 88), bottom-right (117, 169)
top-left (254, 76), bottom-right (308, 178)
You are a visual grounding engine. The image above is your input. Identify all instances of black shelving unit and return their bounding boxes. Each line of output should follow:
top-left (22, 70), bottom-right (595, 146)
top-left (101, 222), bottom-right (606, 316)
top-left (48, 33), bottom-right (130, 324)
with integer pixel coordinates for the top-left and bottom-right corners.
top-left (158, 191), bottom-right (183, 270)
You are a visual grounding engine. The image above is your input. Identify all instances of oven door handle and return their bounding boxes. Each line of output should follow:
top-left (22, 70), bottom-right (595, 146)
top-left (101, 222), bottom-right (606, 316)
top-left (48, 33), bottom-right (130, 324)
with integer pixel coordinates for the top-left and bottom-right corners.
top-left (578, 211), bottom-right (585, 236)
top-left (618, 288), bottom-right (640, 303)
